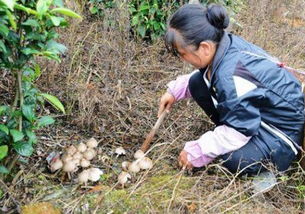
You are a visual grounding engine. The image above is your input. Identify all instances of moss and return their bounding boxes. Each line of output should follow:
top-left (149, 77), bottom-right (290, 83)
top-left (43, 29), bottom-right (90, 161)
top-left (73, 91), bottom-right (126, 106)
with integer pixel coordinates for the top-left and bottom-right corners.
top-left (94, 189), bottom-right (148, 214)
top-left (90, 170), bottom-right (196, 213)
top-left (21, 202), bottom-right (61, 214)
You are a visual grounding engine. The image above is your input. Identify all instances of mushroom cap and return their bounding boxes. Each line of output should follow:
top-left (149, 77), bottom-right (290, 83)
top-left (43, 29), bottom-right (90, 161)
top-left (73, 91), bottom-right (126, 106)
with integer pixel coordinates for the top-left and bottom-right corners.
top-left (67, 145), bottom-right (77, 155)
top-left (86, 138), bottom-right (98, 148)
top-left (115, 147), bottom-right (126, 156)
top-left (73, 158), bottom-right (81, 166)
top-left (63, 161), bottom-right (77, 172)
top-left (83, 148), bottom-right (97, 161)
top-left (78, 170), bottom-right (89, 184)
top-left (50, 159), bottom-right (63, 172)
top-left (118, 171), bottom-right (131, 185)
top-left (122, 161), bottom-right (131, 171)
top-left (77, 143), bottom-right (87, 153)
top-left (138, 157), bottom-right (153, 170)
top-left (128, 161), bottom-right (140, 173)
top-left (134, 150), bottom-right (145, 159)
top-left (62, 154), bottom-right (73, 163)
top-left (80, 158), bottom-right (91, 168)
top-left (88, 168), bottom-right (103, 182)
top-left (73, 152), bottom-right (83, 160)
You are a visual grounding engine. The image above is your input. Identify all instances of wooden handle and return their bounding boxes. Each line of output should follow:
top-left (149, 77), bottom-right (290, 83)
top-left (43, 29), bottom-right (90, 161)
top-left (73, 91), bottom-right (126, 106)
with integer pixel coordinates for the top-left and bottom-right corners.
top-left (140, 110), bottom-right (168, 152)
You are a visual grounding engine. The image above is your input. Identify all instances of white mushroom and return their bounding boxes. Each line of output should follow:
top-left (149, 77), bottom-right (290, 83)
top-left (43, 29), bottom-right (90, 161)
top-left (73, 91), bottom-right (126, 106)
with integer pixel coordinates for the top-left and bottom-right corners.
top-left (134, 149), bottom-right (145, 159)
top-left (67, 145), bottom-right (77, 155)
top-left (86, 138), bottom-right (98, 148)
top-left (118, 171), bottom-right (131, 186)
top-left (50, 159), bottom-right (63, 172)
top-left (78, 170), bottom-right (89, 184)
top-left (73, 152), bottom-right (83, 160)
top-left (138, 157), bottom-right (153, 170)
top-left (62, 154), bottom-right (73, 163)
top-left (88, 168), bottom-right (103, 182)
top-left (73, 158), bottom-right (81, 166)
top-left (115, 147), bottom-right (126, 156)
top-left (77, 143), bottom-right (87, 153)
top-left (80, 158), bottom-right (91, 168)
top-left (128, 161), bottom-right (140, 173)
top-left (83, 148), bottom-right (97, 161)
top-left (122, 161), bottom-right (131, 171)
top-left (63, 161), bottom-right (77, 172)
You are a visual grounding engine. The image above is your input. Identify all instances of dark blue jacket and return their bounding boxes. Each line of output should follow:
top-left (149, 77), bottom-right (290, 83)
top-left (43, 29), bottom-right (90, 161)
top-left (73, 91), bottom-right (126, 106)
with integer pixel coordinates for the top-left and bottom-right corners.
top-left (210, 33), bottom-right (305, 170)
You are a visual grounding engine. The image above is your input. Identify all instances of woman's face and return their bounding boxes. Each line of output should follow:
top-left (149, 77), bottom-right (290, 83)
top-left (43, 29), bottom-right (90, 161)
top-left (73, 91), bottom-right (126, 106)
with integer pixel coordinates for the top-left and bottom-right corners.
top-left (176, 41), bottom-right (216, 69)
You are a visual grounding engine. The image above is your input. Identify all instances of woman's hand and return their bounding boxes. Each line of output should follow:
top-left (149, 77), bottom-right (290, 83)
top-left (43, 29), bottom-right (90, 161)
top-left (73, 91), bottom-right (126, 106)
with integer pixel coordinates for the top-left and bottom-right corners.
top-left (158, 92), bottom-right (175, 117)
top-left (178, 150), bottom-right (193, 170)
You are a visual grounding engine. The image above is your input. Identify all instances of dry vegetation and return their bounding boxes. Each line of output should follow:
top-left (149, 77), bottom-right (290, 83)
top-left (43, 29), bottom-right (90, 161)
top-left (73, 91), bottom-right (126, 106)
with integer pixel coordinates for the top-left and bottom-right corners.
top-left (1, 0), bottom-right (305, 213)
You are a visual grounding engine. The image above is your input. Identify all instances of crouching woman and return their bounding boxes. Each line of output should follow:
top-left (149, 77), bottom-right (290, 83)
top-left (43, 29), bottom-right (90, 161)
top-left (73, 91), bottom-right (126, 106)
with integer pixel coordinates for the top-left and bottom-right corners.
top-left (159, 3), bottom-right (305, 175)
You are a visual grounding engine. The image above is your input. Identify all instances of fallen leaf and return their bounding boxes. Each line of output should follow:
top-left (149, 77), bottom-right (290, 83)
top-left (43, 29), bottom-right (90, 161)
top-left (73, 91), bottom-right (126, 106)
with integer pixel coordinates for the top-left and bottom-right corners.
top-left (186, 202), bottom-right (197, 213)
top-left (88, 184), bottom-right (107, 193)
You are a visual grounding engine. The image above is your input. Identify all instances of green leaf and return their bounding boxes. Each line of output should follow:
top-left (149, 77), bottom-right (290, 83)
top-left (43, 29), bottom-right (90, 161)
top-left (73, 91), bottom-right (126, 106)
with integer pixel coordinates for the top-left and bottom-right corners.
top-left (0, 0), bottom-right (15, 10)
top-left (22, 105), bottom-right (35, 122)
top-left (10, 129), bottom-right (24, 142)
top-left (34, 64), bottom-right (41, 78)
top-left (0, 106), bottom-right (9, 115)
top-left (50, 8), bottom-right (82, 19)
top-left (41, 51), bottom-right (60, 62)
top-left (37, 116), bottom-right (55, 127)
top-left (0, 23), bottom-right (9, 36)
top-left (22, 19), bottom-right (40, 28)
top-left (50, 16), bottom-right (62, 26)
top-left (131, 15), bottom-right (139, 26)
top-left (14, 3), bottom-right (37, 15)
top-left (21, 48), bottom-right (40, 55)
top-left (0, 40), bottom-right (7, 53)
top-left (36, 0), bottom-right (52, 17)
top-left (137, 25), bottom-right (146, 38)
top-left (0, 124), bottom-right (9, 135)
top-left (46, 40), bottom-right (66, 54)
top-left (0, 145), bottom-right (8, 160)
top-left (89, 6), bottom-right (98, 14)
top-left (53, 0), bottom-right (63, 7)
top-left (6, 10), bottom-right (16, 30)
top-left (40, 93), bottom-right (65, 114)
top-left (25, 129), bottom-right (37, 144)
top-left (13, 141), bottom-right (33, 157)
top-left (139, 4), bottom-right (149, 11)
top-left (0, 165), bottom-right (9, 174)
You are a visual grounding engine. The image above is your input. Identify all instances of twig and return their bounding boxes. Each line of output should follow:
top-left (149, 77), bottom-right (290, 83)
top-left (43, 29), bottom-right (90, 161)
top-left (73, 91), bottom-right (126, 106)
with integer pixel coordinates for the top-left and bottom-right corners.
top-left (167, 167), bottom-right (185, 212)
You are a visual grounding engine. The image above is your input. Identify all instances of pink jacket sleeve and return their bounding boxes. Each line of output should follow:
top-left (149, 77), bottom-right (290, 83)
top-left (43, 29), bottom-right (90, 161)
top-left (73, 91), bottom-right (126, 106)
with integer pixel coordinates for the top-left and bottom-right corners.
top-left (167, 73), bottom-right (194, 101)
top-left (184, 125), bottom-right (251, 167)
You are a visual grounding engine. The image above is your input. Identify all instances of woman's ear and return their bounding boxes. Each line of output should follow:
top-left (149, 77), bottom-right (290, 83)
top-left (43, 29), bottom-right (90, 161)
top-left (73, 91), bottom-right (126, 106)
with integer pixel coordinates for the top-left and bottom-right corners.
top-left (198, 41), bottom-right (215, 57)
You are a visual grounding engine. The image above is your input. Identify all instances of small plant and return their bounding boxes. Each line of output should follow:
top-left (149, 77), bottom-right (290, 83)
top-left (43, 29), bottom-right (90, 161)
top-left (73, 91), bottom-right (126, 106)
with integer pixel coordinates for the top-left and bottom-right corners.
top-left (128, 0), bottom-right (180, 41)
top-left (0, 0), bottom-right (81, 175)
top-left (88, 0), bottom-right (115, 17)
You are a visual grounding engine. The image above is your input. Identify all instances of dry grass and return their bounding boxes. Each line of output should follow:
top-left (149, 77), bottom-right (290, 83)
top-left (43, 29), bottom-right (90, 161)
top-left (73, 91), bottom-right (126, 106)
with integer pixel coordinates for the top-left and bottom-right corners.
top-left (1, 0), bottom-right (305, 213)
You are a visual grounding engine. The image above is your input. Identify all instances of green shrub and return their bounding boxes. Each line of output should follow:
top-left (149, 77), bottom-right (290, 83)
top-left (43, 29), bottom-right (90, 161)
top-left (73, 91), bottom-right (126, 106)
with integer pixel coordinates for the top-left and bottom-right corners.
top-left (87, 0), bottom-right (244, 41)
top-left (0, 0), bottom-right (81, 174)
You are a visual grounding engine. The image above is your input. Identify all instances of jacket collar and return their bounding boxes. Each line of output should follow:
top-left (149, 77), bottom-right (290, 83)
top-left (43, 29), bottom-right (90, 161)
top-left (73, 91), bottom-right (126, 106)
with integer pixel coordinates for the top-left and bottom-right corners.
top-left (209, 32), bottom-right (231, 84)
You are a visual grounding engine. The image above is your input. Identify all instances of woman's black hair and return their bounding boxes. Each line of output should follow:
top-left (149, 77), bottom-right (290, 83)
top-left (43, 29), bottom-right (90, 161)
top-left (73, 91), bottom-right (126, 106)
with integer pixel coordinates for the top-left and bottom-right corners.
top-left (165, 3), bottom-right (229, 56)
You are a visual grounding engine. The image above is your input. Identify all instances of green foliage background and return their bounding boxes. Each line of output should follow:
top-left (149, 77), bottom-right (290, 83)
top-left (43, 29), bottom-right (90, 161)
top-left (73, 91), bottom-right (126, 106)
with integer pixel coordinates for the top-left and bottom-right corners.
top-left (0, 0), bottom-right (80, 174)
top-left (87, 0), bottom-right (244, 41)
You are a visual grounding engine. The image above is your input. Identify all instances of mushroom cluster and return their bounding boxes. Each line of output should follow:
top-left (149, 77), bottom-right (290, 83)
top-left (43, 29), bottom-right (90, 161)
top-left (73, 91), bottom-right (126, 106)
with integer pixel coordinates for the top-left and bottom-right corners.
top-left (49, 138), bottom-right (103, 184)
top-left (117, 149), bottom-right (153, 187)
